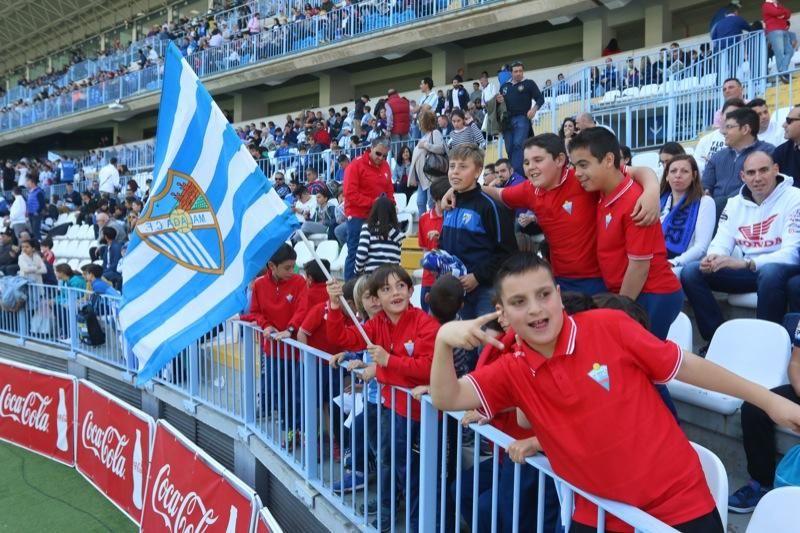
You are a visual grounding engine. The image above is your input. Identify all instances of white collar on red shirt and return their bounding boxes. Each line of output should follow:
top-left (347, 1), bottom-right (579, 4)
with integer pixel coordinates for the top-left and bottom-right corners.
top-left (534, 166), bottom-right (572, 196)
top-left (601, 176), bottom-right (634, 208)
top-left (512, 312), bottom-right (577, 361)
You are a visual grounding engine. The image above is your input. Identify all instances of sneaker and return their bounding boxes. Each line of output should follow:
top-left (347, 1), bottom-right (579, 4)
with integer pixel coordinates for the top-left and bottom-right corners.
top-left (332, 470), bottom-right (365, 493)
top-left (728, 480), bottom-right (768, 513)
top-left (358, 499), bottom-right (378, 517)
top-left (369, 518), bottom-right (391, 533)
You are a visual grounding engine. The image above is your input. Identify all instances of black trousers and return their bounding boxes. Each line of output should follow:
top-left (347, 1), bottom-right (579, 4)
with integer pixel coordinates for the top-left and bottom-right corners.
top-left (742, 383), bottom-right (800, 486)
top-left (570, 508), bottom-right (723, 533)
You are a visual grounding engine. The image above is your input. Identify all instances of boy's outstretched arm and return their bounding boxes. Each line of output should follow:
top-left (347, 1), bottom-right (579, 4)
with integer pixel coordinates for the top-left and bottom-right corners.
top-left (677, 351), bottom-right (800, 432)
top-left (431, 312), bottom-right (505, 412)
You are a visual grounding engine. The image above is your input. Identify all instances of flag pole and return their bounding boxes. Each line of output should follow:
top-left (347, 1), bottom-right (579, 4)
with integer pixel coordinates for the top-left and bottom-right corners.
top-left (296, 230), bottom-right (372, 346)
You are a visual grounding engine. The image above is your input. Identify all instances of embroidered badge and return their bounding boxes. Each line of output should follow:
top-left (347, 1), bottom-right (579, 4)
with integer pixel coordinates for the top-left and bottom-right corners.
top-left (562, 200), bottom-right (573, 215)
top-left (588, 363), bottom-right (610, 391)
top-left (462, 212), bottom-right (473, 225)
top-left (404, 340), bottom-right (414, 357)
top-left (286, 294), bottom-right (294, 302)
top-left (605, 213), bottom-right (612, 228)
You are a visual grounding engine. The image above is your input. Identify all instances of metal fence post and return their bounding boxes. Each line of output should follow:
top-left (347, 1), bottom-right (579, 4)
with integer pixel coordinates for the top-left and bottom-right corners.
top-left (418, 398), bottom-right (439, 533)
top-left (302, 348), bottom-right (319, 481)
top-left (67, 288), bottom-right (80, 355)
top-left (242, 325), bottom-right (256, 425)
top-left (188, 342), bottom-right (200, 397)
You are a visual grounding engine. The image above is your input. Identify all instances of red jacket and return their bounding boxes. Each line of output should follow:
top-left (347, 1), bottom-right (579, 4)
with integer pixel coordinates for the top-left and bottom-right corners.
top-left (387, 93), bottom-right (411, 136)
top-left (288, 282), bottom-right (329, 331)
top-left (325, 305), bottom-right (439, 421)
top-left (763, 1), bottom-right (791, 32)
top-left (313, 128), bottom-right (331, 147)
top-left (241, 273), bottom-right (307, 331)
top-left (343, 150), bottom-right (395, 219)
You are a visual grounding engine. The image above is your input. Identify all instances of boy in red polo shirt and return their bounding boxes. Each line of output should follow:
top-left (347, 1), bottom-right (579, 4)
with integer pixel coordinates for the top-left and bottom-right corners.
top-left (454, 133), bottom-right (661, 295)
top-left (568, 127), bottom-right (683, 340)
top-left (417, 179), bottom-right (450, 312)
top-left (325, 264), bottom-right (440, 531)
top-left (430, 253), bottom-right (800, 532)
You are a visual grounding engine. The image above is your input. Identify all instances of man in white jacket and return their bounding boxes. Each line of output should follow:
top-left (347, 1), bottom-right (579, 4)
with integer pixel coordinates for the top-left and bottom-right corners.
top-left (681, 151), bottom-right (800, 344)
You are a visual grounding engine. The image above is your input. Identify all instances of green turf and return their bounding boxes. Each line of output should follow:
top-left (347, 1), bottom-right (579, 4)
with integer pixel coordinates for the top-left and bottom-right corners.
top-left (0, 440), bottom-right (137, 533)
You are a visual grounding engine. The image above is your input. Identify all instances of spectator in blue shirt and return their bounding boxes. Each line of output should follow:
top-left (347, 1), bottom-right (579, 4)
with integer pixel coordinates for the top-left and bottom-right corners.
top-left (712, 5), bottom-right (750, 50)
top-left (100, 226), bottom-right (123, 289)
top-left (81, 263), bottom-right (120, 298)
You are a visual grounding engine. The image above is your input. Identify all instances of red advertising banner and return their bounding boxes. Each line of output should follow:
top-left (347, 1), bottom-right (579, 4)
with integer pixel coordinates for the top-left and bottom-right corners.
top-left (255, 505), bottom-right (283, 533)
top-left (141, 420), bottom-right (257, 533)
top-left (0, 359), bottom-right (76, 465)
top-left (76, 380), bottom-right (154, 524)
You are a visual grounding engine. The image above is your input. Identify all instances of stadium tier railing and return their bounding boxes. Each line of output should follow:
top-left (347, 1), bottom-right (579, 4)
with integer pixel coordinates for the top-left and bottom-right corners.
top-left (0, 0), bottom-right (498, 134)
top-left (2, 281), bottom-right (679, 532)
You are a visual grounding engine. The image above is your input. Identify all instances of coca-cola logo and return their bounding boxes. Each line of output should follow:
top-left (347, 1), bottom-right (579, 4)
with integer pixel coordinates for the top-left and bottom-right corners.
top-left (151, 464), bottom-right (219, 533)
top-left (0, 383), bottom-right (52, 432)
top-left (81, 411), bottom-right (129, 479)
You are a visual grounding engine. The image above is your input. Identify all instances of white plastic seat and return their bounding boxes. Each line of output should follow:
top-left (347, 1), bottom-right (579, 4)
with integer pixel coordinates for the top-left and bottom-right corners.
top-left (668, 319), bottom-right (791, 414)
top-left (621, 87), bottom-right (640, 99)
top-left (404, 191), bottom-right (419, 217)
top-left (667, 312), bottom-right (693, 352)
top-left (601, 90), bottom-right (620, 104)
top-left (394, 193), bottom-right (408, 213)
top-left (679, 77), bottom-right (699, 91)
top-left (315, 240), bottom-right (339, 266)
top-left (331, 244), bottom-right (348, 273)
top-left (68, 259), bottom-right (81, 271)
top-left (746, 486), bottom-right (800, 533)
top-left (691, 443), bottom-right (728, 529)
top-left (638, 84), bottom-right (659, 97)
top-left (554, 93), bottom-right (571, 105)
top-left (700, 73), bottom-right (718, 87)
top-left (728, 292), bottom-right (757, 309)
top-left (411, 284), bottom-right (421, 308)
top-left (631, 151), bottom-right (660, 175)
top-left (293, 241), bottom-right (315, 269)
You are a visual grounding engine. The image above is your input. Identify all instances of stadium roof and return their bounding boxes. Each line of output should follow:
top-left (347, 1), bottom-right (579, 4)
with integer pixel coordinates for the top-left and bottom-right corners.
top-left (0, 0), bottom-right (171, 75)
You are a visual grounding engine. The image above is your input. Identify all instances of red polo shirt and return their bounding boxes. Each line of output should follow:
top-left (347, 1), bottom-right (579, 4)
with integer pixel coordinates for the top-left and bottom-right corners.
top-left (500, 167), bottom-right (602, 279)
top-left (325, 305), bottom-right (440, 421)
top-left (597, 177), bottom-right (680, 294)
top-left (466, 309), bottom-right (714, 531)
top-left (418, 207), bottom-right (444, 287)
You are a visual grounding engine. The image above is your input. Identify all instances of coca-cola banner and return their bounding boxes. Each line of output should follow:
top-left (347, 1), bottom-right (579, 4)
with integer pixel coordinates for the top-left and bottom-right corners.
top-left (0, 359), bottom-right (76, 465)
top-left (141, 420), bottom-right (257, 533)
top-left (76, 380), bottom-right (154, 524)
top-left (255, 505), bottom-right (283, 533)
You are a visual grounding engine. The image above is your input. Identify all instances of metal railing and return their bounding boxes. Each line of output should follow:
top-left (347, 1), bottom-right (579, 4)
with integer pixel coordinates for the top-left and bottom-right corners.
top-left (2, 281), bottom-right (680, 532)
top-left (0, 0), bottom-right (498, 134)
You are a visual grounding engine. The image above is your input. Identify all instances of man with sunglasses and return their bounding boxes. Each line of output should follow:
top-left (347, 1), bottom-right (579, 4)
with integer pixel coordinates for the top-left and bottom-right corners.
top-left (342, 137), bottom-right (395, 280)
top-left (771, 105), bottom-right (800, 187)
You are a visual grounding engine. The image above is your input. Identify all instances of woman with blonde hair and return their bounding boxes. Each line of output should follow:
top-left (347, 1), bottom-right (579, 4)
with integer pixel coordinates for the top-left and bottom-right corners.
top-left (409, 109), bottom-right (446, 216)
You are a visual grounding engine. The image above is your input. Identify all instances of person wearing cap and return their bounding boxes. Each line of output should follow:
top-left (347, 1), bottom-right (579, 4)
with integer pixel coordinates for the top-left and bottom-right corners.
top-left (497, 61), bottom-right (545, 176)
top-left (446, 75), bottom-right (470, 112)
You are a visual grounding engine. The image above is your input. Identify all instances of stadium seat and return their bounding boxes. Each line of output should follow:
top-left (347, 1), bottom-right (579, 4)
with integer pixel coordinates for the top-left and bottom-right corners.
top-left (727, 293), bottom-right (757, 309)
top-left (631, 151), bottom-right (660, 175)
top-left (404, 191), bottom-right (419, 218)
top-left (700, 73), bottom-right (718, 87)
top-left (690, 442), bottom-right (728, 529)
top-left (316, 240), bottom-right (339, 266)
top-left (68, 259), bottom-right (81, 271)
top-left (620, 87), bottom-right (640, 99)
top-left (331, 244), bottom-right (348, 274)
top-left (411, 284), bottom-right (421, 308)
top-left (667, 312), bottom-right (693, 352)
top-left (601, 90), bottom-right (620, 104)
top-left (746, 486), bottom-right (800, 533)
top-left (394, 193), bottom-right (408, 213)
top-left (638, 84), bottom-right (659, 98)
top-left (554, 93), bottom-right (571, 105)
top-left (668, 319), bottom-right (791, 414)
top-left (678, 77), bottom-right (699, 92)
top-left (294, 241), bottom-right (315, 269)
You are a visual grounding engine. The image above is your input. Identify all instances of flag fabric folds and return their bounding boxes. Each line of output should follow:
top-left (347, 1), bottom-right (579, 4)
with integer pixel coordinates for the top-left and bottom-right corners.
top-left (120, 42), bottom-right (300, 384)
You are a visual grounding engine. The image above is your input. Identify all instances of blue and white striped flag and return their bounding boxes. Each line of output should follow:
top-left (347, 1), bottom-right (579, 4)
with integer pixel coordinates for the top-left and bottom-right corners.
top-left (120, 43), bottom-right (300, 384)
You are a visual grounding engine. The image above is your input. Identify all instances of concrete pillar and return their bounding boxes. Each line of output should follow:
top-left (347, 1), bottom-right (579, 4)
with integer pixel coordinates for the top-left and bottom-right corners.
top-left (582, 16), bottom-right (608, 61)
top-left (644, 1), bottom-right (670, 48)
top-left (427, 44), bottom-right (464, 88)
top-left (234, 438), bottom-right (257, 488)
top-left (100, 34), bottom-right (106, 53)
top-left (232, 90), bottom-right (266, 122)
top-left (317, 70), bottom-right (354, 108)
top-left (132, 25), bottom-right (138, 43)
top-left (47, 57), bottom-right (53, 73)
top-left (167, 7), bottom-right (173, 24)
top-left (208, 0), bottom-right (215, 10)
top-left (113, 121), bottom-right (142, 144)
top-left (25, 66), bottom-right (30, 81)
top-left (66, 360), bottom-right (87, 379)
